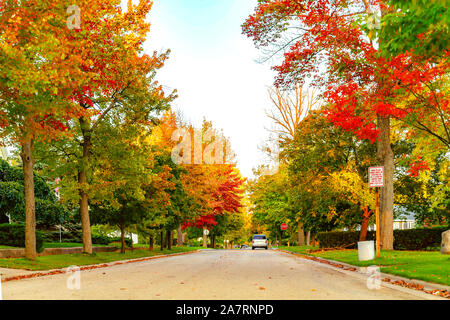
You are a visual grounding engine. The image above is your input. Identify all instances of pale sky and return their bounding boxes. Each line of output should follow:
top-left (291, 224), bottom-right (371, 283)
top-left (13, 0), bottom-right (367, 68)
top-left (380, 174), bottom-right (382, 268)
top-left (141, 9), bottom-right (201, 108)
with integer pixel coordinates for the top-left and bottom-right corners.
top-left (143, 0), bottom-right (278, 178)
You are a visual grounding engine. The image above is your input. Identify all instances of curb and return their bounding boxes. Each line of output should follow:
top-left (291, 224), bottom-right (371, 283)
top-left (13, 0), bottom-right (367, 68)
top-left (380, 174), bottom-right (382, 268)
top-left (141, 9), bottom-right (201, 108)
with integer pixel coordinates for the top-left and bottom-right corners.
top-left (0, 249), bottom-right (200, 283)
top-left (277, 249), bottom-right (450, 299)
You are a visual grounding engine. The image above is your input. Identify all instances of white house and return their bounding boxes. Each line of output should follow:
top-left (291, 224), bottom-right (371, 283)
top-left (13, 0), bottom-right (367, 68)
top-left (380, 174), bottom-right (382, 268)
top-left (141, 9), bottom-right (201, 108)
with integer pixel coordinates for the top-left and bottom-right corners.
top-left (367, 212), bottom-right (416, 231)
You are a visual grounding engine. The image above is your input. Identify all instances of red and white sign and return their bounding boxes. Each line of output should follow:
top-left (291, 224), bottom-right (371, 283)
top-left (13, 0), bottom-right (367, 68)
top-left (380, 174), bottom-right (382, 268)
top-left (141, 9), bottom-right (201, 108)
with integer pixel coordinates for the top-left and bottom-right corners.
top-left (369, 166), bottom-right (384, 187)
top-left (281, 223), bottom-right (288, 230)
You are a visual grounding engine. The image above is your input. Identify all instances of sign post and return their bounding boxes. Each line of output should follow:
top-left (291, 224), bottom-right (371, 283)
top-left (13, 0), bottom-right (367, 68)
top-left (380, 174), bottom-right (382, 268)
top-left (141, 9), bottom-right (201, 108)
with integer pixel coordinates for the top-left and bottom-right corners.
top-left (368, 166), bottom-right (384, 258)
top-left (280, 223), bottom-right (287, 247)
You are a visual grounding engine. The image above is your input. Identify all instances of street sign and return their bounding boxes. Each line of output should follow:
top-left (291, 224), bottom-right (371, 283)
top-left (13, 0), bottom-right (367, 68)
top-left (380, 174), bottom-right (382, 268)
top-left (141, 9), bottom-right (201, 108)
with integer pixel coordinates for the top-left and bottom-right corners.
top-left (281, 223), bottom-right (287, 230)
top-left (368, 166), bottom-right (384, 187)
top-left (368, 166), bottom-right (383, 258)
top-left (203, 229), bottom-right (210, 236)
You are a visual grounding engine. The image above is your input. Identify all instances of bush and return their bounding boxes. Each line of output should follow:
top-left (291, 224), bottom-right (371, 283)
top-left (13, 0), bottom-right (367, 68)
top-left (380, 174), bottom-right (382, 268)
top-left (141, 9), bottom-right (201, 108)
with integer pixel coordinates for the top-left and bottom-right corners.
top-left (317, 231), bottom-right (375, 249)
top-left (0, 223), bottom-right (44, 252)
top-left (42, 230), bottom-right (82, 243)
top-left (393, 227), bottom-right (448, 250)
top-left (317, 226), bottom-right (448, 250)
top-left (109, 237), bottom-right (132, 247)
top-left (91, 233), bottom-right (112, 245)
top-left (42, 230), bottom-right (129, 247)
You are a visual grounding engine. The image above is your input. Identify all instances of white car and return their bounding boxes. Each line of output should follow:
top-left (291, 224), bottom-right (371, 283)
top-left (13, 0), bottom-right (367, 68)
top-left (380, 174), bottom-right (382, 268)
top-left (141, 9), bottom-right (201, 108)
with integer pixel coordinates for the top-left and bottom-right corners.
top-left (252, 234), bottom-right (268, 250)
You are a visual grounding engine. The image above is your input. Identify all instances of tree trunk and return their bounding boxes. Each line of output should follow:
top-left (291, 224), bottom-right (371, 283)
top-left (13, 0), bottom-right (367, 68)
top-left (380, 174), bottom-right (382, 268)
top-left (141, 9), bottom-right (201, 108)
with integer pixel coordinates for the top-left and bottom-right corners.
top-left (360, 206), bottom-right (372, 241)
top-left (129, 232), bottom-right (134, 251)
top-left (149, 235), bottom-right (154, 251)
top-left (311, 233), bottom-right (315, 247)
top-left (306, 231), bottom-right (311, 246)
top-left (167, 230), bottom-right (172, 250)
top-left (377, 115), bottom-right (394, 250)
top-left (78, 117), bottom-right (92, 254)
top-left (297, 221), bottom-right (305, 246)
top-left (279, 230), bottom-right (283, 247)
top-left (160, 231), bottom-right (164, 251)
top-left (21, 139), bottom-right (37, 260)
top-left (177, 226), bottom-right (183, 246)
top-left (120, 221), bottom-right (126, 254)
top-left (212, 235), bottom-right (216, 248)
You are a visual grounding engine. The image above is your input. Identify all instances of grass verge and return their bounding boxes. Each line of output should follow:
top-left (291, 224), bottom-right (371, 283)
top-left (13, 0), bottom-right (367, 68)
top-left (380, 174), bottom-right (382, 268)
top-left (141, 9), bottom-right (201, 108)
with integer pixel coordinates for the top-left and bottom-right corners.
top-left (280, 246), bottom-right (450, 286)
top-left (0, 246), bottom-right (201, 271)
top-left (0, 245), bottom-right (17, 249)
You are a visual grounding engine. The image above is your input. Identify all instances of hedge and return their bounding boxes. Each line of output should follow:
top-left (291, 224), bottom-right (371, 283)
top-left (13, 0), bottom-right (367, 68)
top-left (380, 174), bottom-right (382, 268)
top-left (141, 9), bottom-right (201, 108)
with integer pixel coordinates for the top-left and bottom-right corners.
top-left (317, 227), bottom-right (448, 251)
top-left (42, 230), bottom-right (131, 246)
top-left (0, 223), bottom-right (44, 252)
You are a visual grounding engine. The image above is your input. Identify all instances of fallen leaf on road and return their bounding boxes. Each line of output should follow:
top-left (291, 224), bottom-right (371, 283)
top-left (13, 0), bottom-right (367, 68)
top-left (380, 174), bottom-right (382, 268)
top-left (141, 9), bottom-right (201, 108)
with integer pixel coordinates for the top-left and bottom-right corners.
top-left (258, 287), bottom-right (265, 290)
top-left (120, 288), bottom-right (126, 290)
top-left (180, 282), bottom-right (184, 284)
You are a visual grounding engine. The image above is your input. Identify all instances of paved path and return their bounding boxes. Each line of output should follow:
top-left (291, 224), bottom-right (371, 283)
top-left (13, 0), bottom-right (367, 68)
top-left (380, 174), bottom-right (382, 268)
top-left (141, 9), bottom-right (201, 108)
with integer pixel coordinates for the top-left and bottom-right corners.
top-left (1, 249), bottom-right (439, 300)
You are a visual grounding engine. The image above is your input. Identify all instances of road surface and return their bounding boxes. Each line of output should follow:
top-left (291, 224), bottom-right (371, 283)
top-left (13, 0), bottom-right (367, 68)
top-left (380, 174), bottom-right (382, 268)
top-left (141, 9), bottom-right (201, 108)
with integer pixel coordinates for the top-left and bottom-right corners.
top-left (2, 249), bottom-right (435, 300)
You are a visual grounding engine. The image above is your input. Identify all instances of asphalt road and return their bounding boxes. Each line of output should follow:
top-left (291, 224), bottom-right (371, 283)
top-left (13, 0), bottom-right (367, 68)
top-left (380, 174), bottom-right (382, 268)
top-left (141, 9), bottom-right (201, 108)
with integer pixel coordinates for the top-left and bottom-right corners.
top-left (1, 249), bottom-right (435, 300)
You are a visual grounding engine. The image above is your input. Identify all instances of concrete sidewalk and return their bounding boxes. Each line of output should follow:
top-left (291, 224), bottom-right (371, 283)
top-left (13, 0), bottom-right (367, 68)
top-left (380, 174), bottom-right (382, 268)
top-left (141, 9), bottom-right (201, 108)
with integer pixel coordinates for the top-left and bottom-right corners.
top-left (0, 267), bottom-right (37, 279)
top-left (276, 249), bottom-right (450, 299)
top-left (0, 250), bottom-right (200, 282)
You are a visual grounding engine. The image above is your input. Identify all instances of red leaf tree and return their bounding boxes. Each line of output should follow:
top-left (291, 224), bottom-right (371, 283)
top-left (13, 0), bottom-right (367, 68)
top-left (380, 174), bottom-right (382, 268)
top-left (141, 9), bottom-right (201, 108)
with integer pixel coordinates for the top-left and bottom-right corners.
top-left (242, 0), bottom-right (449, 249)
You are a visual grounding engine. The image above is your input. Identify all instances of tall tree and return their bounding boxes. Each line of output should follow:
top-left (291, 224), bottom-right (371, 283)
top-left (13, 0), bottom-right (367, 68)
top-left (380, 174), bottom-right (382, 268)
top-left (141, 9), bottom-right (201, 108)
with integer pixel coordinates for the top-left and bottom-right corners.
top-left (0, 0), bottom-right (85, 259)
top-left (34, 0), bottom-right (174, 254)
top-left (242, 0), bottom-right (449, 249)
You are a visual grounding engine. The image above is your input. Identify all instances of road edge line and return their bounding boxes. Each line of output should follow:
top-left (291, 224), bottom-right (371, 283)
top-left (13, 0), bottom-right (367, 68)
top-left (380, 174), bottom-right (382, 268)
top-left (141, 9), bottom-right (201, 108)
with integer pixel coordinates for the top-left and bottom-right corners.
top-left (276, 249), bottom-right (449, 300)
top-left (1, 249), bottom-right (200, 283)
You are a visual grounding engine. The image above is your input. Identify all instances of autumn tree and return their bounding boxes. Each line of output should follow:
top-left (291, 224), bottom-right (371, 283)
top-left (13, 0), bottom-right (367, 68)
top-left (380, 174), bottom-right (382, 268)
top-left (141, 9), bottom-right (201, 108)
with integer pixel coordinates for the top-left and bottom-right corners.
top-left (243, 0), bottom-right (449, 249)
top-left (33, 0), bottom-right (174, 254)
top-left (265, 83), bottom-right (321, 244)
top-left (0, 0), bottom-right (87, 259)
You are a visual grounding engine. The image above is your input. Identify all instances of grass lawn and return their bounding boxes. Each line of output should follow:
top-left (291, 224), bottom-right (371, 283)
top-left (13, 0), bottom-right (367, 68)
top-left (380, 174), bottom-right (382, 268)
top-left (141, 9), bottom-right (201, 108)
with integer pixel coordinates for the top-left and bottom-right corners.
top-left (42, 242), bottom-right (108, 248)
top-left (0, 245), bottom-right (17, 249)
top-left (0, 242), bottom-right (109, 249)
top-left (0, 246), bottom-right (202, 271)
top-left (280, 246), bottom-right (450, 286)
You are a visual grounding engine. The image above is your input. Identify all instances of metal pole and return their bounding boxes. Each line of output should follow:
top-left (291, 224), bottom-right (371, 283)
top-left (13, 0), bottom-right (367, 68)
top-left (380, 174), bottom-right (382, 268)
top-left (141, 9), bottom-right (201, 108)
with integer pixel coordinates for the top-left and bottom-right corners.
top-left (375, 187), bottom-right (381, 258)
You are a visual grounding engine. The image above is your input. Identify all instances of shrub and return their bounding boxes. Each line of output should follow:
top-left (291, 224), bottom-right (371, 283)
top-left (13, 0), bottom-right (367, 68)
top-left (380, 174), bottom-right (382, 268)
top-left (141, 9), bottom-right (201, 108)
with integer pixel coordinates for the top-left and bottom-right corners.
top-left (317, 231), bottom-right (375, 249)
top-left (0, 223), bottom-right (44, 252)
top-left (317, 226), bottom-right (448, 250)
top-left (393, 227), bottom-right (448, 250)
top-left (91, 233), bottom-right (112, 245)
top-left (109, 237), bottom-right (132, 247)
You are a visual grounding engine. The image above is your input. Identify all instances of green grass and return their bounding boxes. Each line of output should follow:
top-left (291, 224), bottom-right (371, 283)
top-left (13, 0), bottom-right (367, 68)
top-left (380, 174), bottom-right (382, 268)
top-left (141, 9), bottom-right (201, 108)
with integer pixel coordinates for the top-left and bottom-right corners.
top-left (279, 245), bottom-right (320, 254)
top-left (0, 242), bottom-right (109, 249)
top-left (42, 242), bottom-right (108, 248)
top-left (0, 246), bottom-right (202, 271)
top-left (0, 245), bottom-right (18, 249)
top-left (281, 246), bottom-right (450, 286)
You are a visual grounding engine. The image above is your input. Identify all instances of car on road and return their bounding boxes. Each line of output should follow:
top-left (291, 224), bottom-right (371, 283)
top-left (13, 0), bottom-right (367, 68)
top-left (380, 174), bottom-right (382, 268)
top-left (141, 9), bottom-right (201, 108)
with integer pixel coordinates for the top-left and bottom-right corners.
top-left (251, 234), bottom-right (268, 250)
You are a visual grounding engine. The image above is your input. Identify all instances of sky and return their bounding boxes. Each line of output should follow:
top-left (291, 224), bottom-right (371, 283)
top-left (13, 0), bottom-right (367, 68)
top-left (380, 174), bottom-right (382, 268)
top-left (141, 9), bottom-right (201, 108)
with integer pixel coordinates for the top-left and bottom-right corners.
top-left (142, 0), bottom-right (278, 178)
